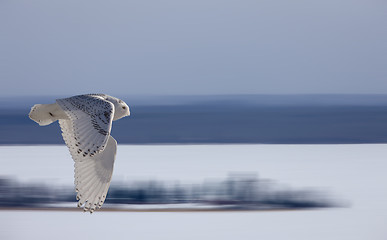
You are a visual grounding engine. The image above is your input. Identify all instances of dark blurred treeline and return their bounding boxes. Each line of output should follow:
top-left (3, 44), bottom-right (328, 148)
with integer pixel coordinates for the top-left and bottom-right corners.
top-left (0, 174), bottom-right (334, 210)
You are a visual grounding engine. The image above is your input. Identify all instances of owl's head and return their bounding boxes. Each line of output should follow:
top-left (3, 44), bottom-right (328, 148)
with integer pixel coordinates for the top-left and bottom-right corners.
top-left (104, 95), bottom-right (130, 121)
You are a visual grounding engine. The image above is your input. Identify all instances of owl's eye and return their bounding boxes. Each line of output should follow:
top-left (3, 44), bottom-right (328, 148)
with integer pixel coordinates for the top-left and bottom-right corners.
top-left (122, 106), bottom-right (126, 110)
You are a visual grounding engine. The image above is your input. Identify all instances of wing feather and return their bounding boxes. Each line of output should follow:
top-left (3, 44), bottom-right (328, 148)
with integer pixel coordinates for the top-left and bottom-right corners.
top-left (59, 119), bottom-right (117, 213)
top-left (55, 95), bottom-right (118, 213)
top-left (56, 94), bottom-right (114, 157)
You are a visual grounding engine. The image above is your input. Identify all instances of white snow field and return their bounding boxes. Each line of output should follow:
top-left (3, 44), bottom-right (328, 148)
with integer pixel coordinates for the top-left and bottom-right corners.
top-left (0, 144), bottom-right (386, 240)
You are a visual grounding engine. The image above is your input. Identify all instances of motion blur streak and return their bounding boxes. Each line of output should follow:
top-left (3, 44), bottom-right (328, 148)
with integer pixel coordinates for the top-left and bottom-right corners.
top-left (0, 173), bottom-right (335, 210)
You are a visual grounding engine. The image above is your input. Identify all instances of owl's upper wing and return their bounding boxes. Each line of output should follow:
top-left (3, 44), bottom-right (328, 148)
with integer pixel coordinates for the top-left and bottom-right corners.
top-left (56, 94), bottom-right (114, 157)
top-left (60, 119), bottom-right (117, 213)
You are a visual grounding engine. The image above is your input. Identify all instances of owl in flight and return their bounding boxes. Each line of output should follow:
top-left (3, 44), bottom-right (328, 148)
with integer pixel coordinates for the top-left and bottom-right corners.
top-left (29, 94), bottom-right (130, 213)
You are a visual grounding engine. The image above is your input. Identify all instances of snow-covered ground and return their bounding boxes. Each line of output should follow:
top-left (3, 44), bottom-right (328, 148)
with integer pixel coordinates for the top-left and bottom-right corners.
top-left (1, 144), bottom-right (387, 239)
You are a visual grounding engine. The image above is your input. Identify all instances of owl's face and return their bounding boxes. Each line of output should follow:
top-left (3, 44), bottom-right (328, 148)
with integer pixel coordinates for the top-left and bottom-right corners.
top-left (114, 99), bottom-right (130, 120)
top-left (104, 96), bottom-right (130, 120)
top-left (116, 99), bottom-right (130, 119)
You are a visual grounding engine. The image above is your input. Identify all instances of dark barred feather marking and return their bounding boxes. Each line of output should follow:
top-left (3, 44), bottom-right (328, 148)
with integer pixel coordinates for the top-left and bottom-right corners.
top-left (56, 94), bottom-right (114, 157)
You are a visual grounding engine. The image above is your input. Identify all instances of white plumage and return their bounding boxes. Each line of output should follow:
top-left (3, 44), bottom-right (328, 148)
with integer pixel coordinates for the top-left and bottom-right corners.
top-left (29, 94), bottom-right (130, 213)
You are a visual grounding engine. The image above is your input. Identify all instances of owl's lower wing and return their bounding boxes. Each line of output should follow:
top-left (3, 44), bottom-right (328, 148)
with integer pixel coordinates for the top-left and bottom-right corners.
top-left (61, 119), bottom-right (117, 212)
top-left (75, 135), bottom-right (117, 213)
top-left (56, 95), bottom-right (114, 157)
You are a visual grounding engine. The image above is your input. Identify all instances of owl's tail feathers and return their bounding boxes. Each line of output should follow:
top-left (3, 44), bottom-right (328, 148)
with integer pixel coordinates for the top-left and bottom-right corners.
top-left (29, 103), bottom-right (59, 126)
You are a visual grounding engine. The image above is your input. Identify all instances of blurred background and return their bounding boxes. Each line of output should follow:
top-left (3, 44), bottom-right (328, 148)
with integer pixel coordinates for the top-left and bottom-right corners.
top-left (1, 0), bottom-right (387, 239)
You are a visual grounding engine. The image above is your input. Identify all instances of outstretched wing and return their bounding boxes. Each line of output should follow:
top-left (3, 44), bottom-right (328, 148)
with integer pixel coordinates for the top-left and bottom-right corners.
top-left (60, 117), bottom-right (117, 212)
top-left (56, 94), bottom-right (114, 157)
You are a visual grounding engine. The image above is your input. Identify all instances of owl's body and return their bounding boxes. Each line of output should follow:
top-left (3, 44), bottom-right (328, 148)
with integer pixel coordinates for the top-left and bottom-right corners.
top-left (29, 94), bottom-right (130, 213)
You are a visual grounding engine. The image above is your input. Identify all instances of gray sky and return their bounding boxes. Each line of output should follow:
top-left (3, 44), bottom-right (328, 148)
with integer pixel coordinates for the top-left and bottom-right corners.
top-left (1, 0), bottom-right (386, 97)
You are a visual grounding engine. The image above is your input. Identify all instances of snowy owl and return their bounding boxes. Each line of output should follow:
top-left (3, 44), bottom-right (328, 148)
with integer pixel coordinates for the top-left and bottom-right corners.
top-left (29, 94), bottom-right (130, 213)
